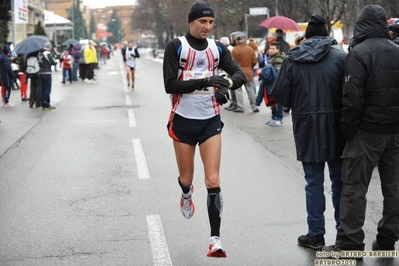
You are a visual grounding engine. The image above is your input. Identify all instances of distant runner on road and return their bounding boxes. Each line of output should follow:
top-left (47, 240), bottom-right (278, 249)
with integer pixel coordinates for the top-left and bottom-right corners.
top-left (124, 41), bottom-right (140, 90)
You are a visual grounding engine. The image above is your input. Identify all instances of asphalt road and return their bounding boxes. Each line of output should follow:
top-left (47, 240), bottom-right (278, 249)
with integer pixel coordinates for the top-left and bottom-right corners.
top-left (0, 49), bottom-right (397, 266)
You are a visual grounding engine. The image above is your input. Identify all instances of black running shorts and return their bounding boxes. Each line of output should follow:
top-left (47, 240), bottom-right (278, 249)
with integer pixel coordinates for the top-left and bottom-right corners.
top-left (167, 113), bottom-right (224, 145)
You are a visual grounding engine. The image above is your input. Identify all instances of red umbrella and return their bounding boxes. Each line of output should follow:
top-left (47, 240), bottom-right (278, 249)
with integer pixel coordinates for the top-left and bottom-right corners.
top-left (388, 18), bottom-right (399, 25)
top-left (259, 16), bottom-right (301, 31)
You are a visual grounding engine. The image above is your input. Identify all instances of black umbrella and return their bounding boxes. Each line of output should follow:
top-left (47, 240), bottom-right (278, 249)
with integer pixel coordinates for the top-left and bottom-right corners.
top-left (62, 38), bottom-right (79, 46)
top-left (14, 35), bottom-right (50, 55)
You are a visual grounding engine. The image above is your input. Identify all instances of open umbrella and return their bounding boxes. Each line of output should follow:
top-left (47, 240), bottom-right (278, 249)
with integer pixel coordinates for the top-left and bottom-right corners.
top-left (14, 35), bottom-right (50, 55)
top-left (229, 31), bottom-right (245, 37)
top-left (62, 38), bottom-right (79, 46)
top-left (259, 16), bottom-right (301, 31)
top-left (228, 31), bottom-right (246, 41)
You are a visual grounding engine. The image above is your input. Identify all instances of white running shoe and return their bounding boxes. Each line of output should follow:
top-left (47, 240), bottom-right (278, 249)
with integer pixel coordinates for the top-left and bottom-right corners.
top-left (207, 236), bottom-right (227, 258)
top-left (269, 120), bottom-right (283, 127)
top-left (180, 185), bottom-right (195, 219)
top-left (84, 78), bottom-right (89, 83)
top-left (3, 102), bottom-right (14, 107)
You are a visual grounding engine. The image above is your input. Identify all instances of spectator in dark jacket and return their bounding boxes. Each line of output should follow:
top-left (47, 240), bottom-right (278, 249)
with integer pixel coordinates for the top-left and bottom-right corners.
top-left (275, 29), bottom-right (290, 54)
top-left (328, 5), bottom-right (399, 253)
top-left (0, 46), bottom-right (16, 107)
top-left (10, 52), bottom-right (20, 90)
top-left (273, 14), bottom-right (347, 251)
top-left (39, 42), bottom-right (57, 111)
top-left (388, 21), bottom-right (399, 45)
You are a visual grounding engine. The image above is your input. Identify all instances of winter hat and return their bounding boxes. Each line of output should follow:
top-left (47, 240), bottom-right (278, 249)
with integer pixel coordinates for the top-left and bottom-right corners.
top-left (44, 41), bottom-right (52, 50)
top-left (305, 14), bottom-right (329, 39)
top-left (2, 45), bottom-right (10, 54)
top-left (234, 35), bottom-right (246, 43)
top-left (389, 21), bottom-right (399, 33)
top-left (220, 37), bottom-right (230, 46)
top-left (294, 35), bottom-right (306, 46)
top-left (188, 1), bottom-right (214, 23)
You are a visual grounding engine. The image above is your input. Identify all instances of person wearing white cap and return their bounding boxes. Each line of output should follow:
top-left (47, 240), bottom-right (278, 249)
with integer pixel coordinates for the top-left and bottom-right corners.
top-left (39, 41), bottom-right (57, 111)
top-left (231, 34), bottom-right (259, 113)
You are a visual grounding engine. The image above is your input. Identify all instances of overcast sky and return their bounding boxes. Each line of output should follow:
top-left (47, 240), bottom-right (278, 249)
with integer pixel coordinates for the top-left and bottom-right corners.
top-left (83, 0), bottom-right (137, 8)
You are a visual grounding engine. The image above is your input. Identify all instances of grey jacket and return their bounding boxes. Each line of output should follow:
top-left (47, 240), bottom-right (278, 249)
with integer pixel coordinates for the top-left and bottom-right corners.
top-left (39, 50), bottom-right (57, 74)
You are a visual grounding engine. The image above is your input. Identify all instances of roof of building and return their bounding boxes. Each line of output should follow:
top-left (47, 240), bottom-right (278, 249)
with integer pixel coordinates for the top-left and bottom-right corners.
top-left (82, 0), bottom-right (136, 8)
top-left (43, 10), bottom-right (72, 25)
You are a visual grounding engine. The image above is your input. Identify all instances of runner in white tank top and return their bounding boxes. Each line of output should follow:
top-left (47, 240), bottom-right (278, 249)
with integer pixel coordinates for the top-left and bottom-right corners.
top-left (124, 41), bottom-right (140, 90)
top-left (171, 36), bottom-right (220, 120)
top-left (162, 1), bottom-right (246, 259)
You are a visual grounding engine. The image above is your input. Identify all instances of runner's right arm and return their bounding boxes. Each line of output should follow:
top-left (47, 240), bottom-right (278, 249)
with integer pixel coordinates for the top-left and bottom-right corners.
top-left (163, 38), bottom-right (206, 94)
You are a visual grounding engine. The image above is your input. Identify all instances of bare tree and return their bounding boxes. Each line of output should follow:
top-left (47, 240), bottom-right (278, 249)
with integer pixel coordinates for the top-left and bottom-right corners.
top-left (299, 0), bottom-right (347, 32)
top-left (133, 0), bottom-right (389, 45)
top-left (132, 0), bottom-right (166, 48)
top-left (380, 0), bottom-right (399, 17)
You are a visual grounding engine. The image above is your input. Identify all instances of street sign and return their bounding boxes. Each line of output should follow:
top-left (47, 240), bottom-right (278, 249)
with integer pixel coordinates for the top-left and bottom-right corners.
top-left (249, 7), bottom-right (269, 16)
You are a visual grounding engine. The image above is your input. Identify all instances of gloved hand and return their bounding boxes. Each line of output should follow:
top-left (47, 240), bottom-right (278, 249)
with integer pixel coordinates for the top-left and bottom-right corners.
top-left (204, 75), bottom-right (230, 89)
top-left (214, 87), bottom-right (230, 105)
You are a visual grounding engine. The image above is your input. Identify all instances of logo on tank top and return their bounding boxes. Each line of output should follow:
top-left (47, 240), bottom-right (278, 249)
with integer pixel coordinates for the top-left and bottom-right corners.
top-left (197, 59), bottom-right (205, 68)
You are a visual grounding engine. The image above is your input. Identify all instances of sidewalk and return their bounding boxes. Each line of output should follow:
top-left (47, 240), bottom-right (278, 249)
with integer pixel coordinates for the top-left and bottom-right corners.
top-left (0, 54), bottom-right (119, 156)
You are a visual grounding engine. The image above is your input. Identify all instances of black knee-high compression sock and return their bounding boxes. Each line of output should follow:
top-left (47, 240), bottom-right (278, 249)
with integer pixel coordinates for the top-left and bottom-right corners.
top-left (207, 187), bottom-right (223, 237)
top-left (178, 177), bottom-right (191, 194)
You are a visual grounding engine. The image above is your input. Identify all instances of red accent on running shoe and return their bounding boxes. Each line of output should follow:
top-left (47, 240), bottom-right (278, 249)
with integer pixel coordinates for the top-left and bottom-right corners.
top-left (207, 245), bottom-right (227, 258)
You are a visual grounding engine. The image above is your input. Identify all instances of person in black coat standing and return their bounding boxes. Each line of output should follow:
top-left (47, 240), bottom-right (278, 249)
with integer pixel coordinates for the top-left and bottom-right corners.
top-left (328, 5), bottom-right (399, 253)
top-left (275, 29), bottom-right (290, 54)
top-left (273, 15), bottom-right (347, 251)
top-left (388, 21), bottom-right (399, 45)
top-left (0, 46), bottom-right (16, 107)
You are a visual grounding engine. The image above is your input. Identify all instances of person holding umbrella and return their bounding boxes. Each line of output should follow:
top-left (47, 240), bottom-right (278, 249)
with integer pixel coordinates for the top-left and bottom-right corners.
top-left (0, 46), bottom-right (16, 107)
top-left (39, 42), bottom-right (57, 111)
top-left (275, 29), bottom-right (290, 54)
top-left (26, 51), bottom-right (41, 108)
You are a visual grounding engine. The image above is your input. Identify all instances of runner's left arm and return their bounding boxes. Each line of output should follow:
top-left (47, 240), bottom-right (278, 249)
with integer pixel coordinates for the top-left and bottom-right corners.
top-left (216, 41), bottom-right (246, 90)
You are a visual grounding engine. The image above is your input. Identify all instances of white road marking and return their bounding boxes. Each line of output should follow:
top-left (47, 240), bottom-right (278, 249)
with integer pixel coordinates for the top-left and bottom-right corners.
top-left (127, 109), bottom-right (136, 127)
top-left (132, 139), bottom-right (150, 179)
top-left (146, 215), bottom-right (173, 266)
top-left (108, 71), bottom-right (118, 75)
top-left (125, 95), bottom-right (132, 105)
top-left (120, 61), bottom-right (128, 92)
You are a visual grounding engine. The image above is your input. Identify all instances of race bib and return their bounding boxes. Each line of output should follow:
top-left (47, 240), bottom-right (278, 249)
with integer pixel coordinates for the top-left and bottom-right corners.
top-left (183, 71), bottom-right (214, 95)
